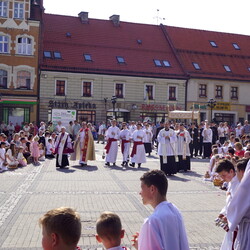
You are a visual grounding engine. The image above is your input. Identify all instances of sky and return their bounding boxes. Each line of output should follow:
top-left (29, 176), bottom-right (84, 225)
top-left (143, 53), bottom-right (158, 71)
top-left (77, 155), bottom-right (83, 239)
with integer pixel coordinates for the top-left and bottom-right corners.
top-left (43, 0), bottom-right (250, 36)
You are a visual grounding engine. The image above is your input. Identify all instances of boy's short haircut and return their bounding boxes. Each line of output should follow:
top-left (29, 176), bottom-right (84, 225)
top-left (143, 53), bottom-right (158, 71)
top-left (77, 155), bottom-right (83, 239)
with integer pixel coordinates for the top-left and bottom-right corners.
top-left (212, 148), bottom-right (218, 155)
top-left (140, 169), bottom-right (168, 196)
top-left (96, 211), bottom-right (122, 240)
top-left (216, 159), bottom-right (235, 173)
top-left (228, 147), bottom-right (235, 155)
top-left (236, 159), bottom-right (249, 172)
top-left (39, 207), bottom-right (81, 246)
top-left (48, 138), bottom-right (52, 143)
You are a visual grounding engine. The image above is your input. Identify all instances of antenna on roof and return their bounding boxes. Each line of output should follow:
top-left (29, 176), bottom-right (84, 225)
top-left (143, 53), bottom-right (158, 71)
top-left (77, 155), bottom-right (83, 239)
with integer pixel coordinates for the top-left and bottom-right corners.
top-left (153, 9), bottom-right (165, 25)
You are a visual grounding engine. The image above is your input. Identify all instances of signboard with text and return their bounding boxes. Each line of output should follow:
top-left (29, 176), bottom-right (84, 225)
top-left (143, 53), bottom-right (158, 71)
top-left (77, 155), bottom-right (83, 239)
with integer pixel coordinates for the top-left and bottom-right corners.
top-left (52, 109), bottom-right (76, 127)
top-left (213, 102), bottom-right (231, 111)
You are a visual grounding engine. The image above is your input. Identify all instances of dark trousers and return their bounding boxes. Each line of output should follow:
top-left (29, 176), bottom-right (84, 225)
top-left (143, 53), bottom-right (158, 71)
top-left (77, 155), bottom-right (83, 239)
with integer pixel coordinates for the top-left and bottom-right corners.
top-left (203, 142), bottom-right (212, 158)
top-left (189, 142), bottom-right (198, 157)
top-left (177, 155), bottom-right (191, 171)
top-left (160, 155), bottom-right (177, 175)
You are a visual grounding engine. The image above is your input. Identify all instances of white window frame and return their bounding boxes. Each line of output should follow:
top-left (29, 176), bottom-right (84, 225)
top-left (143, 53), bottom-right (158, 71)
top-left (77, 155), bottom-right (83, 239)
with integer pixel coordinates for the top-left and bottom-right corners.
top-left (232, 43), bottom-right (240, 50)
top-left (0, 1), bottom-right (8, 18)
top-left (16, 35), bottom-right (33, 55)
top-left (144, 83), bottom-right (155, 101)
top-left (192, 62), bottom-right (201, 70)
top-left (82, 80), bottom-right (93, 97)
top-left (224, 65), bottom-right (232, 72)
top-left (14, 2), bottom-right (24, 19)
top-left (114, 82), bottom-right (125, 99)
top-left (13, 65), bottom-right (35, 89)
top-left (168, 85), bottom-right (178, 101)
top-left (55, 79), bottom-right (67, 96)
top-left (0, 33), bottom-right (10, 54)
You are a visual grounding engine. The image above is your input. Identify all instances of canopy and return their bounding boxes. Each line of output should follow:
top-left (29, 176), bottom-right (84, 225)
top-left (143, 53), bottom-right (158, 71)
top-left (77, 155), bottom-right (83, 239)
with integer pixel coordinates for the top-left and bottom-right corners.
top-left (168, 110), bottom-right (200, 121)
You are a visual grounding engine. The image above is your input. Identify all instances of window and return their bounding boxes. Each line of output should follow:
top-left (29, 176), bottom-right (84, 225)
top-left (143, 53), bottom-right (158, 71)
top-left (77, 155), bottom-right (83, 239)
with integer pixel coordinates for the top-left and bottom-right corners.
top-left (231, 87), bottom-right (238, 99)
top-left (168, 86), bottom-right (176, 100)
top-left (16, 71), bottom-right (31, 89)
top-left (210, 41), bottom-right (218, 47)
top-left (0, 35), bottom-right (9, 53)
top-left (0, 69), bottom-right (7, 88)
top-left (84, 54), bottom-right (92, 61)
top-left (44, 51), bottom-right (52, 58)
top-left (199, 84), bottom-right (207, 97)
top-left (115, 83), bottom-right (124, 98)
top-left (0, 1), bottom-right (7, 17)
top-left (82, 81), bottom-right (92, 97)
top-left (14, 2), bottom-right (24, 19)
top-left (56, 80), bottom-right (66, 96)
top-left (116, 56), bottom-right (125, 64)
top-left (224, 65), bottom-right (232, 72)
top-left (53, 51), bottom-right (61, 59)
top-left (215, 85), bottom-right (223, 98)
top-left (145, 85), bottom-right (154, 100)
top-left (17, 37), bottom-right (32, 55)
top-left (192, 62), bottom-right (201, 70)
top-left (163, 60), bottom-right (171, 67)
top-left (154, 59), bottom-right (162, 67)
top-left (248, 67), bottom-right (250, 72)
top-left (232, 43), bottom-right (240, 50)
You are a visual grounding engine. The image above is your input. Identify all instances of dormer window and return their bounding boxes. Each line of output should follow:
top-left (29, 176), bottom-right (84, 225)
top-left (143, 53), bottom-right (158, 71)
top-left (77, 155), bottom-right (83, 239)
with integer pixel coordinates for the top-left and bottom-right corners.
top-left (116, 56), bottom-right (125, 64)
top-left (232, 43), bottom-right (240, 50)
top-left (210, 41), bottom-right (218, 47)
top-left (192, 62), bottom-right (201, 70)
top-left (224, 65), bottom-right (232, 72)
top-left (44, 51), bottom-right (52, 58)
top-left (84, 54), bottom-right (92, 61)
top-left (54, 52), bottom-right (62, 59)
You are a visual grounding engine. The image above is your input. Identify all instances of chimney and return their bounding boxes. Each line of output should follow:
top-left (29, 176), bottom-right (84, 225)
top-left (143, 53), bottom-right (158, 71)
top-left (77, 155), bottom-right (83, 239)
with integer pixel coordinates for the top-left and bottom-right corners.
top-left (78, 11), bottom-right (89, 24)
top-left (109, 14), bottom-right (120, 26)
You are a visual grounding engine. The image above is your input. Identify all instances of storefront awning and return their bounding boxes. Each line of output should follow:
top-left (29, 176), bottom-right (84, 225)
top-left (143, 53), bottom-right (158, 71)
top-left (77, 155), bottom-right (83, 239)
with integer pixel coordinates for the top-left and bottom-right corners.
top-left (0, 98), bottom-right (37, 105)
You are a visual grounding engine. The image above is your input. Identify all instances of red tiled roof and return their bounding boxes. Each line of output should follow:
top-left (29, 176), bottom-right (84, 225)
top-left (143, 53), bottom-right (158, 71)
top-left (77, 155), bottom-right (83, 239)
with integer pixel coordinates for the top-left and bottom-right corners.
top-left (165, 25), bottom-right (250, 81)
top-left (41, 14), bottom-right (186, 79)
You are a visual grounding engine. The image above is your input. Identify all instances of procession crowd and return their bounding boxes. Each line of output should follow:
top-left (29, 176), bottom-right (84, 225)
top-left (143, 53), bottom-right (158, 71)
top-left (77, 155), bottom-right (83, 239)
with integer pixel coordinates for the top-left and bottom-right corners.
top-left (0, 119), bottom-right (250, 250)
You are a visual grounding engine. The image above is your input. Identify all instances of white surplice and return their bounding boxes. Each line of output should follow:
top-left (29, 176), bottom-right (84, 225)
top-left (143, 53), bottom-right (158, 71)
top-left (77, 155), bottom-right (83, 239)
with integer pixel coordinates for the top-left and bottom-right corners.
top-left (131, 129), bottom-right (146, 164)
top-left (157, 128), bottom-right (177, 156)
top-left (175, 129), bottom-right (191, 157)
top-left (119, 128), bottom-right (130, 162)
top-left (105, 126), bottom-right (120, 163)
top-left (138, 201), bottom-right (189, 250)
top-left (227, 160), bottom-right (250, 250)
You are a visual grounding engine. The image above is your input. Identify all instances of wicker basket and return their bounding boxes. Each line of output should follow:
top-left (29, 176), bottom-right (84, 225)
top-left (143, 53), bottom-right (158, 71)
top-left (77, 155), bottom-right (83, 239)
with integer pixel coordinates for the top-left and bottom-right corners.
top-left (213, 178), bottom-right (223, 186)
top-left (8, 164), bottom-right (18, 169)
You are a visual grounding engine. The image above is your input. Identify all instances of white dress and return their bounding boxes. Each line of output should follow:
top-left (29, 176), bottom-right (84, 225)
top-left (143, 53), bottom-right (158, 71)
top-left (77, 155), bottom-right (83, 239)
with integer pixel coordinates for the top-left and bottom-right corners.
top-left (138, 201), bottom-right (189, 250)
top-left (0, 147), bottom-right (6, 169)
top-left (119, 129), bottom-right (130, 162)
top-left (105, 126), bottom-right (120, 163)
top-left (131, 129), bottom-right (146, 164)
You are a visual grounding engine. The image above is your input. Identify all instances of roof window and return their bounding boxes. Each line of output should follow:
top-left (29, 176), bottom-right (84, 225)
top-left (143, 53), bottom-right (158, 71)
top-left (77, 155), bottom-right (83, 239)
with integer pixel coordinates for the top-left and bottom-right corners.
top-left (116, 56), bottom-right (125, 64)
top-left (163, 60), bottom-right (171, 67)
top-left (137, 39), bottom-right (142, 45)
top-left (84, 54), bottom-right (92, 61)
top-left (210, 41), bottom-right (218, 47)
top-left (224, 65), bottom-right (232, 72)
top-left (44, 51), bottom-right (52, 58)
top-left (192, 62), bottom-right (201, 70)
top-left (248, 67), bottom-right (250, 72)
top-left (54, 52), bottom-right (62, 59)
top-left (154, 59), bottom-right (162, 67)
top-left (232, 43), bottom-right (240, 50)
top-left (65, 32), bottom-right (71, 38)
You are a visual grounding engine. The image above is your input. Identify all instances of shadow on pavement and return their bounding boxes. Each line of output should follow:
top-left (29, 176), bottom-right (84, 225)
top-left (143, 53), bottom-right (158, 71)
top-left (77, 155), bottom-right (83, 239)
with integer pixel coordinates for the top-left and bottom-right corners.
top-left (56, 168), bottom-right (75, 173)
top-left (71, 165), bottom-right (98, 171)
top-left (104, 164), bottom-right (149, 172)
top-left (168, 175), bottom-right (190, 182)
top-left (191, 158), bottom-right (210, 163)
top-left (182, 171), bottom-right (203, 178)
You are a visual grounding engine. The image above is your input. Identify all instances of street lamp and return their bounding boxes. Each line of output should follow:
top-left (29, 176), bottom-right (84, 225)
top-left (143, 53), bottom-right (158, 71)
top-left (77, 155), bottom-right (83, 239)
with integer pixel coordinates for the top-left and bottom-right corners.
top-left (111, 95), bottom-right (117, 119)
top-left (207, 98), bottom-right (216, 122)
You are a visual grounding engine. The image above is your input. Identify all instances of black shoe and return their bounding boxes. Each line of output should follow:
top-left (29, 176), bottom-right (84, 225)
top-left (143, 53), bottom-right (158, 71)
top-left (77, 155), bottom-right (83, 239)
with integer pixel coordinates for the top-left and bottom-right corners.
top-left (138, 164), bottom-right (141, 168)
top-left (121, 161), bottom-right (125, 166)
top-left (81, 163), bottom-right (87, 166)
top-left (113, 163), bottom-right (116, 166)
top-left (129, 163), bottom-right (135, 167)
top-left (101, 142), bottom-right (104, 144)
top-left (105, 162), bottom-right (110, 166)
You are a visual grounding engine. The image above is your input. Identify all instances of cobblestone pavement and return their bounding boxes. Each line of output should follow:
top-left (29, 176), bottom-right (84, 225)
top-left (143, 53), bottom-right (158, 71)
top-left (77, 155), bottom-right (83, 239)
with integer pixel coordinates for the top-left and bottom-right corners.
top-left (0, 142), bottom-right (227, 250)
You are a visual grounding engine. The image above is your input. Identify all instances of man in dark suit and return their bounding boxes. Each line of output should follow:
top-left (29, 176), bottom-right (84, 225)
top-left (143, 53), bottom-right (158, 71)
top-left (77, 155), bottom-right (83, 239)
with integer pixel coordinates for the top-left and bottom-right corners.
top-left (188, 123), bottom-right (198, 158)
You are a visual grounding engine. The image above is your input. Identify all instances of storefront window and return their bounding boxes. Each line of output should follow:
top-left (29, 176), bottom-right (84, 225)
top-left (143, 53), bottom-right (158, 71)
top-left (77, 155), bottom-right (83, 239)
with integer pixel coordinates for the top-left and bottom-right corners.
top-left (0, 107), bottom-right (30, 124)
top-left (214, 113), bottom-right (235, 125)
top-left (140, 112), bottom-right (166, 124)
top-left (77, 110), bottom-right (96, 124)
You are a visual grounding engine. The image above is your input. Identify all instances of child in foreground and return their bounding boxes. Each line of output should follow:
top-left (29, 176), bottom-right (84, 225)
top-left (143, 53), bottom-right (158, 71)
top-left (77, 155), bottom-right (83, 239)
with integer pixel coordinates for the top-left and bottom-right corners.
top-left (96, 211), bottom-right (126, 250)
top-left (39, 207), bottom-right (82, 250)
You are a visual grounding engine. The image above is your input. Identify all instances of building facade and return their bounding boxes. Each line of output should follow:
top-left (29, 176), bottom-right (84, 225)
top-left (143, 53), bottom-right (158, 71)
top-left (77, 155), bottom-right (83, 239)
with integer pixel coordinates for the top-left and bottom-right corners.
top-left (0, 0), bottom-right (42, 125)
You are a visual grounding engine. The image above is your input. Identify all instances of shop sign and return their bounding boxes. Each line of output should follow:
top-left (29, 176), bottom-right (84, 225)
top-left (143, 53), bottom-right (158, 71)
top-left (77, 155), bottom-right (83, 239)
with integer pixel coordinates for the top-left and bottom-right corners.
top-left (141, 104), bottom-right (183, 111)
top-left (213, 102), bottom-right (231, 111)
top-left (48, 100), bottom-right (97, 109)
top-left (246, 106), bottom-right (250, 112)
top-left (52, 109), bottom-right (76, 127)
top-left (190, 104), bottom-right (207, 110)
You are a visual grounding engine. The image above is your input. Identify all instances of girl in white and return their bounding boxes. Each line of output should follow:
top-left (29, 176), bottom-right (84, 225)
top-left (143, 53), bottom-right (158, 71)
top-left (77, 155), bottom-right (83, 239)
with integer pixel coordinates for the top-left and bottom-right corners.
top-left (0, 142), bottom-right (8, 172)
top-left (17, 146), bottom-right (27, 167)
top-left (6, 143), bottom-right (19, 169)
top-left (38, 143), bottom-right (46, 161)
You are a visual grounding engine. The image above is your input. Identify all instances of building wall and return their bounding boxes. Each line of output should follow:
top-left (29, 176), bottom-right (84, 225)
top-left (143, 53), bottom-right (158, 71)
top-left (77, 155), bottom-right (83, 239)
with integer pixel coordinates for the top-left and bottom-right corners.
top-left (39, 71), bottom-right (186, 124)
